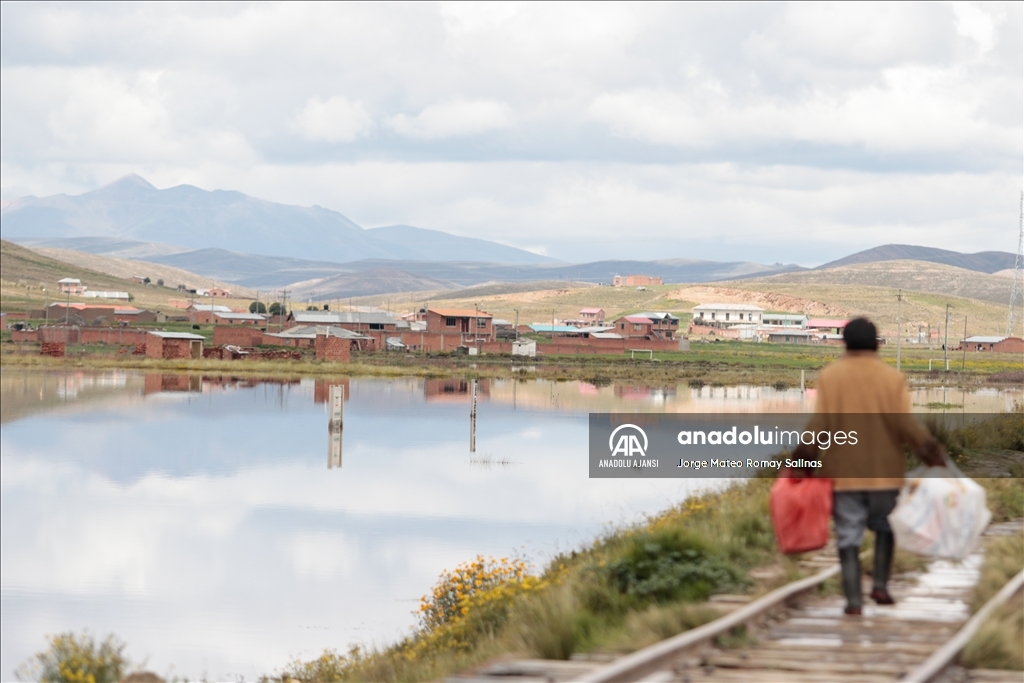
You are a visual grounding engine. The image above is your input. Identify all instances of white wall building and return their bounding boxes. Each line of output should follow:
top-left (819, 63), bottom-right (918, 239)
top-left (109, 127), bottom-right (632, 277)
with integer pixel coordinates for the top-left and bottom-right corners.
top-left (692, 303), bottom-right (763, 327)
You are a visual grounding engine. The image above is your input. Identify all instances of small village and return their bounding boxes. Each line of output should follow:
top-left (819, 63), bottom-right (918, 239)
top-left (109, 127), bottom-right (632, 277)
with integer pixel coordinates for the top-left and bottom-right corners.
top-left (3, 274), bottom-right (1022, 362)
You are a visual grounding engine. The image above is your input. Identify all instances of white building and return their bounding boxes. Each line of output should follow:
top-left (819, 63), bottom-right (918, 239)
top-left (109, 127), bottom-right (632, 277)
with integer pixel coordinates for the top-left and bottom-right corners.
top-left (692, 303), bottom-right (764, 327)
top-left (83, 291), bottom-right (130, 300)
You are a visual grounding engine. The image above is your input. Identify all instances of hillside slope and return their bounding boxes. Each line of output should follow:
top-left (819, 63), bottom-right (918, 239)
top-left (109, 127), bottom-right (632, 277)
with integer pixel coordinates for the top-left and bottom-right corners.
top-left (31, 246), bottom-right (255, 298)
top-left (751, 260), bottom-right (1013, 304)
top-left (818, 244), bottom-right (1015, 273)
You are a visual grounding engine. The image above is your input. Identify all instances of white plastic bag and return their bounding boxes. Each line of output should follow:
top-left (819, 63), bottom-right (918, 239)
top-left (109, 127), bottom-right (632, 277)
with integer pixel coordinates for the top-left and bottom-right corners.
top-left (888, 458), bottom-right (992, 560)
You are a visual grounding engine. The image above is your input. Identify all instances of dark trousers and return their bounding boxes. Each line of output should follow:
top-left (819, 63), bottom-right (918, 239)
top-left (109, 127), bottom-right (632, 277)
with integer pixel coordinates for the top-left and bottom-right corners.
top-left (832, 490), bottom-right (899, 549)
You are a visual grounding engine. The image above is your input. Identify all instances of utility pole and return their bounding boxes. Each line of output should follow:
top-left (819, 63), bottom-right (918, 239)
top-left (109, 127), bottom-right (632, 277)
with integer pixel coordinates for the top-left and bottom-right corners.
top-left (43, 288), bottom-right (48, 323)
top-left (943, 303), bottom-right (951, 371)
top-left (896, 289), bottom-right (902, 371)
top-left (514, 308), bottom-right (520, 340)
top-left (961, 315), bottom-right (968, 372)
top-left (65, 286), bottom-right (70, 327)
top-left (1007, 190), bottom-right (1023, 336)
top-left (278, 288), bottom-right (291, 332)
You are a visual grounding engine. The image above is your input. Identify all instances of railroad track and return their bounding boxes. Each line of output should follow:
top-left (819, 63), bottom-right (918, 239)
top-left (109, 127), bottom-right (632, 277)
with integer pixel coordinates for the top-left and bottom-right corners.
top-left (453, 520), bottom-right (1023, 683)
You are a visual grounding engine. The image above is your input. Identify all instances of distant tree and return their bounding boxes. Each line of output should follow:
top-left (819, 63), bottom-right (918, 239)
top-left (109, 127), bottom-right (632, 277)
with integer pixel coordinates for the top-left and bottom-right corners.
top-left (127, 293), bottom-right (134, 302)
top-left (142, 277), bottom-right (151, 285)
top-left (268, 302), bottom-right (286, 316)
top-left (249, 301), bottom-right (267, 314)
top-left (306, 305), bottom-right (319, 311)
top-left (156, 279), bottom-right (164, 287)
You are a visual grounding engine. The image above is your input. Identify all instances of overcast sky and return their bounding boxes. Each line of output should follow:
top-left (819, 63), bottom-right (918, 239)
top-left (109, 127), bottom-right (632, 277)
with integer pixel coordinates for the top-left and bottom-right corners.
top-left (1, 2), bottom-right (1021, 264)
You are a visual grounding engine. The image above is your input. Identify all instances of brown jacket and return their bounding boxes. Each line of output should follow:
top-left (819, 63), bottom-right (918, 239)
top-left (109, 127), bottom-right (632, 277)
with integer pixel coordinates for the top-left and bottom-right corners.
top-left (808, 351), bottom-right (931, 491)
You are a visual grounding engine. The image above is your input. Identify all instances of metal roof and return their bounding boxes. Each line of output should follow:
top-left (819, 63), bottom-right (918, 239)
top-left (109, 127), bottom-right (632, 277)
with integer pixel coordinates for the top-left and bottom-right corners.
top-left (428, 308), bottom-right (493, 318)
top-left (147, 331), bottom-right (206, 340)
top-left (620, 316), bottom-right (653, 324)
top-left (267, 325), bottom-right (369, 339)
top-left (529, 324), bottom-right (580, 333)
top-left (590, 332), bottom-right (625, 339)
top-left (215, 312), bottom-right (267, 320)
top-left (579, 307), bottom-right (604, 314)
top-left (190, 304), bottom-right (233, 312)
top-left (806, 318), bottom-right (849, 328)
top-left (963, 336), bottom-right (1008, 343)
top-left (693, 303), bottom-right (765, 311)
top-left (633, 311), bottom-right (680, 321)
top-left (57, 278), bottom-right (81, 284)
top-left (292, 311), bottom-right (398, 325)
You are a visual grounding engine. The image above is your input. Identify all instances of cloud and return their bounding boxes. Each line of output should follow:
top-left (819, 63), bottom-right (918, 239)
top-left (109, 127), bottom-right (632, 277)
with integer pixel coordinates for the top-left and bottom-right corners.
top-left (388, 100), bottom-right (515, 139)
top-left (292, 96), bottom-right (374, 143)
top-left (0, 2), bottom-right (1020, 258)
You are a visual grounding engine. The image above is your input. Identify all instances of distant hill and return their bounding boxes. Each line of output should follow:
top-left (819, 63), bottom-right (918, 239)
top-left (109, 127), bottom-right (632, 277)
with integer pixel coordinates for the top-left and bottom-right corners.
top-left (289, 268), bottom-right (457, 300)
top-left (817, 244), bottom-right (1016, 273)
top-left (30, 245), bottom-right (253, 298)
top-left (748, 259), bottom-right (1013, 304)
top-left (1, 174), bottom-right (557, 265)
top-left (0, 239), bottom-right (251, 310)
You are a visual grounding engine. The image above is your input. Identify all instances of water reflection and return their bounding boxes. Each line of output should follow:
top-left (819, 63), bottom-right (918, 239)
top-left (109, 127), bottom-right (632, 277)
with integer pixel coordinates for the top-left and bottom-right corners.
top-left (1, 369), bottom-right (1019, 680)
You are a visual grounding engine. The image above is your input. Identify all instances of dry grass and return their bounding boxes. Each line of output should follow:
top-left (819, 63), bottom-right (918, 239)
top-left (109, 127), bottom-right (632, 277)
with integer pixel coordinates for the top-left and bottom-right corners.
top-left (961, 534), bottom-right (1024, 671)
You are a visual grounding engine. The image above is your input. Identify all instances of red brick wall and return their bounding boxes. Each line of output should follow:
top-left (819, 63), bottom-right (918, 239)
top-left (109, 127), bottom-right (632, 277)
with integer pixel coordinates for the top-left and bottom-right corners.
top-left (79, 328), bottom-right (149, 345)
top-left (145, 337), bottom-right (164, 359)
top-left (315, 334), bottom-right (351, 362)
top-left (38, 326), bottom-right (80, 343)
top-left (213, 326), bottom-right (265, 346)
top-left (995, 337), bottom-right (1024, 353)
top-left (40, 342), bottom-right (65, 357)
top-left (11, 329), bottom-right (37, 342)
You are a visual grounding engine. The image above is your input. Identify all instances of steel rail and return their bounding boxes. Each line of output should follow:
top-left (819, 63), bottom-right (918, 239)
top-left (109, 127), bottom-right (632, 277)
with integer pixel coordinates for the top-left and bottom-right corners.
top-left (578, 562), bottom-right (840, 683)
top-left (900, 568), bottom-right (1024, 683)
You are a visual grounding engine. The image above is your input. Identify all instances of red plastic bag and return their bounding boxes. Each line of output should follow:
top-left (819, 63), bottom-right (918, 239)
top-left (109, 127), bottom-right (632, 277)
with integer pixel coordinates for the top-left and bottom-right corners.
top-left (770, 469), bottom-right (833, 554)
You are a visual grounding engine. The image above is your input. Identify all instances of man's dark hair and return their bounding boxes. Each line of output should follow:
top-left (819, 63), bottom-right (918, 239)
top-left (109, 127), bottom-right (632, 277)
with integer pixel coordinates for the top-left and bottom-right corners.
top-left (843, 317), bottom-right (878, 351)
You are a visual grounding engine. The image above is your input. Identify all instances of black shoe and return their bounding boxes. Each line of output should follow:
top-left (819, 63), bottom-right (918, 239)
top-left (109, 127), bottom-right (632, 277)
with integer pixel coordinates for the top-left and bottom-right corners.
top-left (844, 606), bottom-right (863, 616)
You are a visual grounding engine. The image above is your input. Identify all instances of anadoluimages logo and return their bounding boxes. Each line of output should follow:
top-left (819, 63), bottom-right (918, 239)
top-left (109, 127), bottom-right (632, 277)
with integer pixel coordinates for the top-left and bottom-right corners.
top-left (608, 424), bottom-right (648, 457)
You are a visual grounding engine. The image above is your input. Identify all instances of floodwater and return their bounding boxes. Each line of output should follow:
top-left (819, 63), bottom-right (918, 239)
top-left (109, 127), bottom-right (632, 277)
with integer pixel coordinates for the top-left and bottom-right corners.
top-left (1, 370), bottom-right (1019, 679)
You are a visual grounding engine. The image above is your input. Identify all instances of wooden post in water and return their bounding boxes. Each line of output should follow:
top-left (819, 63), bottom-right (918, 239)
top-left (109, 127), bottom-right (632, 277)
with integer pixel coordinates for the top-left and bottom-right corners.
top-left (470, 378), bottom-right (478, 453)
top-left (328, 384), bottom-right (344, 469)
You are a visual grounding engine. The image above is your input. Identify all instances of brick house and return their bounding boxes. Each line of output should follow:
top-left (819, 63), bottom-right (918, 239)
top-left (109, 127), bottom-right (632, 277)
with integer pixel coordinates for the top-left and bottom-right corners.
top-left (425, 308), bottom-right (495, 342)
top-left (960, 336), bottom-right (1024, 353)
top-left (579, 307), bottom-right (605, 322)
top-left (187, 304), bottom-right (234, 324)
top-left (213, 311), bottom-right (267, 326)
top-left (612, 312), bottom-right (680, 339)
top-left (145, 331), bottom-right (204, 359)
top-left (613, 275), bottom-right (663, 287)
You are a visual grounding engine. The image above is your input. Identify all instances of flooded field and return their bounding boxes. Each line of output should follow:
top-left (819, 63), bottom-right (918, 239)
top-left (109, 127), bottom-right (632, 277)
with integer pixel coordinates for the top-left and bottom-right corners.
top-left (1, 369), bottom-right (1019, 679)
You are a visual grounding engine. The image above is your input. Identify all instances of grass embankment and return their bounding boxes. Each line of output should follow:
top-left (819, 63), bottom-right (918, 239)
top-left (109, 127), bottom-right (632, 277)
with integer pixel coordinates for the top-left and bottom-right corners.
top-left (3, 337), bottom-right (1021, 386)
top-left (265, 415), bottom-right (1023, 683)
top-left (268, 479), bottom-right (793, 683)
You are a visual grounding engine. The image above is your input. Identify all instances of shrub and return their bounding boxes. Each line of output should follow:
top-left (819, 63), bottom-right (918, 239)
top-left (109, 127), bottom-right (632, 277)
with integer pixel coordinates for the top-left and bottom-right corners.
top-left (16, 631), bottom-right (129, 683)
top-left (603, 528), bottom-right (743, 605)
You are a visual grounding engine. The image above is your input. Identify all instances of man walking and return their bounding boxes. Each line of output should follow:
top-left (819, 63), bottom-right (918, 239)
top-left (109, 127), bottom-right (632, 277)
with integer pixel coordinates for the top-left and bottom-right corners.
top-left (795, 317), bottom-right (941, 615)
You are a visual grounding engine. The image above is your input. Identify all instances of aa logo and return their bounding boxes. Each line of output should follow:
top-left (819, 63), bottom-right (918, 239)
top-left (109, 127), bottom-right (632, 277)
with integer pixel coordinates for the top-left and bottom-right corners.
top-left (608, 424), bottom-right (648, 457)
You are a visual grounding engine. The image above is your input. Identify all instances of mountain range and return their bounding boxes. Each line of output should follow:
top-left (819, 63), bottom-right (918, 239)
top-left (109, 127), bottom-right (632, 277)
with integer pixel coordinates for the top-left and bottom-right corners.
top-left (3, 174), bottom-right (1016, 300)
top-left (1, 174), bottom-right (555, 265)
